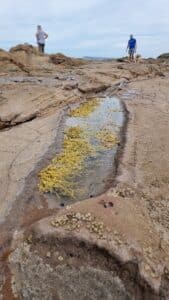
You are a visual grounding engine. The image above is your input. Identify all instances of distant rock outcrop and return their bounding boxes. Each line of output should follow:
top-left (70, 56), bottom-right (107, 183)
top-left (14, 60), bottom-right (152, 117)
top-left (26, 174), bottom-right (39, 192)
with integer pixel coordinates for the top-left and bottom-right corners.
top-left (158, 53), bottom-right (169, 59)
top-left (49, 53), bottom-right (85, 67)
top-left (116, 57), bottom-right (128, 63)
top-left (9, 44), bottom-right (37, 55)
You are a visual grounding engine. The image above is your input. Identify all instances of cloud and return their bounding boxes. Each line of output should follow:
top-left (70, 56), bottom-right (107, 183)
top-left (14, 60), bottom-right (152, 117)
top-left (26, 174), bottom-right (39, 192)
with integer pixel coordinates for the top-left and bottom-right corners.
top-left (0, 0), bottom-right (169, 57)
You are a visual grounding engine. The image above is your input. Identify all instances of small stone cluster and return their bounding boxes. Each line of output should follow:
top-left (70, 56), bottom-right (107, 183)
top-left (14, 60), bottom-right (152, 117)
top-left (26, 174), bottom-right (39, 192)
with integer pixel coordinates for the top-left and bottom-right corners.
top-left (51, 212), bottom-right (105, 239)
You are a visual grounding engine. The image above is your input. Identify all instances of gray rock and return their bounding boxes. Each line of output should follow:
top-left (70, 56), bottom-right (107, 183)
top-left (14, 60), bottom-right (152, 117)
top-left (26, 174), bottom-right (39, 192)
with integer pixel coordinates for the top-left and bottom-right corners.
top-left (9, 246), bottom-right (131, 300)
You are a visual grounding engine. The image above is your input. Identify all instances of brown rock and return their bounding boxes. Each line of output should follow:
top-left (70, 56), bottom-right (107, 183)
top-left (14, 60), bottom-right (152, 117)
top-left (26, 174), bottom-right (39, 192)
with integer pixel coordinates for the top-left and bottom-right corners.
top-left (9, 44), bottom-right (37, 55)
top-left (63, 82), bottom-right (78, 90)
top-left (0, 112), bottom-right (19, 123)
top-left (78, 82), bottom-right (110, 93)
top-left (49, 53), bottom-right (85, 67)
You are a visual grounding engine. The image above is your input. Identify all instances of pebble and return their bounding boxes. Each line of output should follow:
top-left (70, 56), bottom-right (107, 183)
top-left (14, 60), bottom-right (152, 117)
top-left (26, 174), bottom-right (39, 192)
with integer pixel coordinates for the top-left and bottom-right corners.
top-left (50, 211), bottom-right (105, 239)
top-left (151, 272), bottom-right (159, 279)
top-left (27, 235), bottom-right (33, 244)
top-left (116, 238), bottom-right (122, 245)
top-left (46, 252), bottom-right (51, 258)
top-left (145, 264), bottom-right (151, 272)
top-left (66, 205), bottom-right (72, 210)
top-left (58, 256), bottom-right (64, 262)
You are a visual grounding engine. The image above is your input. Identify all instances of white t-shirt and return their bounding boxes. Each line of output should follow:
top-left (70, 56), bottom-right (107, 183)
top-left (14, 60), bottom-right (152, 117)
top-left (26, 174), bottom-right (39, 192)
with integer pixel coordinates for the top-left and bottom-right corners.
top-left (36, 30), bottom-right (46, 44)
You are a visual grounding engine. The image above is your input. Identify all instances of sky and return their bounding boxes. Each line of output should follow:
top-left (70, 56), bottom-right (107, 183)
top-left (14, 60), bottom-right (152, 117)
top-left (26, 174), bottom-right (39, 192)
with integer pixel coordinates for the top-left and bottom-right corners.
top-left (0, 0), bottom-right (169, 58)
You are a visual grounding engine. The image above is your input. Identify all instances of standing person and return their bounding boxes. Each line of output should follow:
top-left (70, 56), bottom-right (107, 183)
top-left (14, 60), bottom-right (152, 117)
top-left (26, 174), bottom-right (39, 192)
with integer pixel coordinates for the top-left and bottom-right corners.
top-left (126, 34), bottom-right (137, 62)
top-left (36, 25), bottom-right (48, 54)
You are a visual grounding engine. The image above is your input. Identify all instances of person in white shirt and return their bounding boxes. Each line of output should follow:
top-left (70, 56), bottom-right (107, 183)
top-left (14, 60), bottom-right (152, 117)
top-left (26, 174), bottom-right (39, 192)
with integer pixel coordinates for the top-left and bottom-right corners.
top-left (36, 25), bottom-right (48, 54)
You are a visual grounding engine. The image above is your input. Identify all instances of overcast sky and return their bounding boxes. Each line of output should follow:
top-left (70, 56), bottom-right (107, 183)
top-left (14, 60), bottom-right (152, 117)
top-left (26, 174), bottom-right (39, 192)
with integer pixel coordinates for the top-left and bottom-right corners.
top-left (0, 0), bottom-right (169, 57)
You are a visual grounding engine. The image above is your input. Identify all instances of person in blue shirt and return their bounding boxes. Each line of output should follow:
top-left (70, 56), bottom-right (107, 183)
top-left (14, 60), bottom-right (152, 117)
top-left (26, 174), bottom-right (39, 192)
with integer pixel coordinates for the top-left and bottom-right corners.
top-left (127, 35), bottom-right (137, 61)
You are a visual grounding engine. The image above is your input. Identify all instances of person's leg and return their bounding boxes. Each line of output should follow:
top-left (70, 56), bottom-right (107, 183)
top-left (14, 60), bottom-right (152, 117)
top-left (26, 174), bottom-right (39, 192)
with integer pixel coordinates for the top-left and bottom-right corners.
top-left (129, 50), bottom-right (132, 61)
top-left (38, 43), bottom-right (41, 53)
top-left (38, 44), bottom-right (45, 54)
top-left (42, 44), bottom-right (45, 54)
top-left (131, 49), bottom-right (134, 61)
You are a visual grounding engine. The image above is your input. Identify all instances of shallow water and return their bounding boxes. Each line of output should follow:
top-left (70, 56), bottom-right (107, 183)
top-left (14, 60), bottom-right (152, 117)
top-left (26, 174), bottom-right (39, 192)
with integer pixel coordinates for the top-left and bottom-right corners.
top-left (0, 97), bottom-right (124, 263)
top-left (45, 97), bottom-right (124, 205)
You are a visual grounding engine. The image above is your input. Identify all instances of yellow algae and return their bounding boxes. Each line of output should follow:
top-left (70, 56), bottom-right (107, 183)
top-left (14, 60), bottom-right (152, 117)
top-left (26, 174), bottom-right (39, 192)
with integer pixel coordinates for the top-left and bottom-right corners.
top-left (96, 129), bottom-right (119, 149)
top-left (39, 126), bottom-right (93, 197)
top-left (39, 99), bottom-right (121, 198)
top-left (70, 98), bottom-right (100, 117)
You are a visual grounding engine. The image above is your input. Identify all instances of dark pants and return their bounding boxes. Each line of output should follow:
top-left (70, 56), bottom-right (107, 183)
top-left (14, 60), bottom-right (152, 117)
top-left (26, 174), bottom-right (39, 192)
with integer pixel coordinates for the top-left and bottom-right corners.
top-left (38, 43), bottom-right (45, 54)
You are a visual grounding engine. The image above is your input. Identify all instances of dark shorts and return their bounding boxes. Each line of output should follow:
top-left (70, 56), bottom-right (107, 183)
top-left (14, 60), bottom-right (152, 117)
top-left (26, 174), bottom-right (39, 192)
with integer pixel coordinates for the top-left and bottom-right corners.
top-left (38, 43), bottom-right (45, 53)
top-left (129, 48), bottom-right (135, 55)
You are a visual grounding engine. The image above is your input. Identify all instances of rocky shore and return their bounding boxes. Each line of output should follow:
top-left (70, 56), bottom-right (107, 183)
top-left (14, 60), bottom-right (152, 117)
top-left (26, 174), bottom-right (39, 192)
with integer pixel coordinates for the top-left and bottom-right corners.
top-left (0, 45), bottom-right (169, 299)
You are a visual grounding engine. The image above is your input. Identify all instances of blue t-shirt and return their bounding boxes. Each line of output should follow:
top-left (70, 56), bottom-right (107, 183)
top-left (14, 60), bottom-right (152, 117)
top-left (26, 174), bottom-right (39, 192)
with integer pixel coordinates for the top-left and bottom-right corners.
top-left (128, 38), bottom-right (136, 49)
